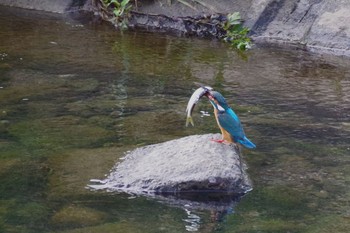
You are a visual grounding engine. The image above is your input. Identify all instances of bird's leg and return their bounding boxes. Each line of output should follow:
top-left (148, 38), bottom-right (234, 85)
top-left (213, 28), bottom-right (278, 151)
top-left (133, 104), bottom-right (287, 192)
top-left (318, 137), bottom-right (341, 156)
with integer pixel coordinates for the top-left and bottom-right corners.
top-left (210, 139), bottom-right (235, 145)
top-left (211, 138), bottom-right (226, 143)
top-left (211, 127), bottom-right (234, 144)
top-left (211, 130), bottom-right (235, 144)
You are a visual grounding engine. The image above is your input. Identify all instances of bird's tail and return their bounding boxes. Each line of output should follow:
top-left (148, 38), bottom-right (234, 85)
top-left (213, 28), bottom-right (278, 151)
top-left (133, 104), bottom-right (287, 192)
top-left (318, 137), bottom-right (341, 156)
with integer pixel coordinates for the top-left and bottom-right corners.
top-left (238, 136), bottom-right (256, 149)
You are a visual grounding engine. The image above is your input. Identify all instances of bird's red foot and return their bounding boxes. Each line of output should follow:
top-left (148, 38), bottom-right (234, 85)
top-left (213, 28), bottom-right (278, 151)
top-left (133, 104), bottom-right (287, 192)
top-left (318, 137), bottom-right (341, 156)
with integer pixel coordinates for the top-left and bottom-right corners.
top-left (210, 139), bottom-right (226, 143)
top-left (211, 139), bottom-right (235, 145)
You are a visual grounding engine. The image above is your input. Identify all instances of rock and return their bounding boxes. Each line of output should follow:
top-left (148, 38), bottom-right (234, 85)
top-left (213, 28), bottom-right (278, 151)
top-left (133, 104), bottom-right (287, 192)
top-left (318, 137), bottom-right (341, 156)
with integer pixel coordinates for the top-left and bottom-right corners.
top-left (127, 12), bottom-right (226, 38)
top-left (88, 134), bottom-right (252, 198)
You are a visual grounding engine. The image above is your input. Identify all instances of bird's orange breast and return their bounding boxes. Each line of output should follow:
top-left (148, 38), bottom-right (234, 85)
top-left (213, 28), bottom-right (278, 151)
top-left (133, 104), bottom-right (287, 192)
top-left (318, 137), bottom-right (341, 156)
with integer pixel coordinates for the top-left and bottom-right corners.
top-left (213, 108), bottom-right (234, 143)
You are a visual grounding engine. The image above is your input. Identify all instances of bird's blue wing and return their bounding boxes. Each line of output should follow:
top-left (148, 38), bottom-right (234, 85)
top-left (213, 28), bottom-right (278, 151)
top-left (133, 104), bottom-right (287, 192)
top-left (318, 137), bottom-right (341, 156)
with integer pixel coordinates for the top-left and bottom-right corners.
top-left (217, 108), bottom-right (245, 139)
top-left (217, 108), bottom-right (256, 149)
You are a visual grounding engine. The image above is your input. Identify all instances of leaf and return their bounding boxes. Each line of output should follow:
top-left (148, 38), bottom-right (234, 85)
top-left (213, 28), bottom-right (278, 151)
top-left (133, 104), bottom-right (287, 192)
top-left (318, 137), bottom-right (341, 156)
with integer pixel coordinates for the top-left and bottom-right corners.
top-left (221, 11), bottom-right (252, 51)
top-left (109, 0), bottom-right (119, 6)
top-left (121, 0), bottom-right (130, 8)
top-left (113, 9), bottom-right (120, 16)
top-left (227, 12), bottom-right (241, 25)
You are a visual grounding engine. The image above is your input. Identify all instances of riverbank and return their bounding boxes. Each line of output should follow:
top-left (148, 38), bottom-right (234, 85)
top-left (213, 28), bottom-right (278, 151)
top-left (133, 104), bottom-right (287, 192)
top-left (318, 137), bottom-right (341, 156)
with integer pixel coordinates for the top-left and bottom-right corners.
top-left (1, 0), bottom-right (349, 57)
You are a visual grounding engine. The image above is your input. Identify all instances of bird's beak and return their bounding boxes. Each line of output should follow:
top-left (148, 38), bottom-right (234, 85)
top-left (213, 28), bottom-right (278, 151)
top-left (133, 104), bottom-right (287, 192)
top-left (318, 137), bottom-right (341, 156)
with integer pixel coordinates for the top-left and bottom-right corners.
top-left (206, 92), bottom-right (225, 112)
top-left (206, 93), bottom-right (218, 109)
top-left (205, 91), bottom-right (214, 100)
top-left (209, 99), bottom-right (218, 109)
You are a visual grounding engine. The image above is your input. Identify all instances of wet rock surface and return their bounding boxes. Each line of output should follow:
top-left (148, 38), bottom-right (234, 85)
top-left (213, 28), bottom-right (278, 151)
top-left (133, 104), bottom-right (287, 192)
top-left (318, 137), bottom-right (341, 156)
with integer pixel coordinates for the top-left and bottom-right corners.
top-left (89, 134), bottom-right (252, 198)
top-left (128, 12), bottom-right (227, 38)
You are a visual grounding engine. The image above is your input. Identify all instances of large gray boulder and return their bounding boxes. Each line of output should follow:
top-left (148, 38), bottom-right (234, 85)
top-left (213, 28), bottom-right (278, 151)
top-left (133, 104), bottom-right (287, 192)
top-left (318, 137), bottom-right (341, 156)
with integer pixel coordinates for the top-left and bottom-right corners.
top-left (89, 134), bottom-right (252, 198)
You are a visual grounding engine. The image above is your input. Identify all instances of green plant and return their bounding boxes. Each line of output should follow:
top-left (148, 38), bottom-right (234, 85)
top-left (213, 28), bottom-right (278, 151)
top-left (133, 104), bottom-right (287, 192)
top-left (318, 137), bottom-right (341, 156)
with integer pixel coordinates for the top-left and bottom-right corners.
top-left (221, 12), bottom-right (252, 51)
top-left (103, 0), bottom-right (132, 29)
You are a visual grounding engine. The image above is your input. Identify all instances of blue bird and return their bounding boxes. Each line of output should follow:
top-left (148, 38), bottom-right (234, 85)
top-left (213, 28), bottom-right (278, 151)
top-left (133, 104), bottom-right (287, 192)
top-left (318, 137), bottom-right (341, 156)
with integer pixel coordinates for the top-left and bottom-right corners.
top-left (206, 91), bottom-right (256, 149)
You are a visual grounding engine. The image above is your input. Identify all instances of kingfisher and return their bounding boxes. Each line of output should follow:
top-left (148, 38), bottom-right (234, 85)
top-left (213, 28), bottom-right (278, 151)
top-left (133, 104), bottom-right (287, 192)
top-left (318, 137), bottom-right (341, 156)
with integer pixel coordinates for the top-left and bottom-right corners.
top-left (206, 91), bottom-right (256, 149)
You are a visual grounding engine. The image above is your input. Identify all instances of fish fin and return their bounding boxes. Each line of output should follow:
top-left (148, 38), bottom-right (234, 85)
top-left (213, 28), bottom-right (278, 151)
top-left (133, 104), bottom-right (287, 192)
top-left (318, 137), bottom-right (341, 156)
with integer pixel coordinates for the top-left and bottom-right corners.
top-left (186, 116), bottom-right (194, 127)
top-left (238, 136), bottom-right (256, 149)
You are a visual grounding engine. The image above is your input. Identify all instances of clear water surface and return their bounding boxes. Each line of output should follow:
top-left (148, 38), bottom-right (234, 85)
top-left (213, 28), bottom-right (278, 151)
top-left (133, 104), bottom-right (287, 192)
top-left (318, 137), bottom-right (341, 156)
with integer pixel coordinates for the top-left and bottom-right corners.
top-left (0, 6), bottom-right (349, 233)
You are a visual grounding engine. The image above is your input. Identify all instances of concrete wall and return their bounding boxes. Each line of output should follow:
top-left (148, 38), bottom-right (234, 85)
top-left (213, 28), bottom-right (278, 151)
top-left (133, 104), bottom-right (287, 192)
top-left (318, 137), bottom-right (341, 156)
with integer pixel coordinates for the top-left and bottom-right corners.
top-left (1, 0), bottom-right (349, 57)
top-left (246, 0), bottom-right (350, 56)
top-left (138, 0), bottom-right (350, 57)
top-left (0, 0), bottom-right (90, 13)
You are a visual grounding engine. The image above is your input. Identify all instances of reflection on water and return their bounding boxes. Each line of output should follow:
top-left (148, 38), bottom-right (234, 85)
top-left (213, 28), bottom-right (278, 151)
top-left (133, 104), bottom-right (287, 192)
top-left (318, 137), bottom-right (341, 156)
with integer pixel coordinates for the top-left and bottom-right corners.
top-left (184, 208), bottom-right (201, 232)
top-left (1, 5), bottom-right (350, 233)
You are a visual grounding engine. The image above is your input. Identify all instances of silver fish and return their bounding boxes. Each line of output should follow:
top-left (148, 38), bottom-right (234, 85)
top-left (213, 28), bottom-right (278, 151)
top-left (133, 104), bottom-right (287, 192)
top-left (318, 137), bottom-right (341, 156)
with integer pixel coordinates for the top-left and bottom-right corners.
top-left (186, 86), bottom-right (213, 126)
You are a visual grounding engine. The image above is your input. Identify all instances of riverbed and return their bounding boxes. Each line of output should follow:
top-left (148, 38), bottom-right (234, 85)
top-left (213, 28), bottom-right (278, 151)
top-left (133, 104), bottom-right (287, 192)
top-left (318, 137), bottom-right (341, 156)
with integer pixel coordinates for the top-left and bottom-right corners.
top-left (0, 6), bottom-right (349, 233)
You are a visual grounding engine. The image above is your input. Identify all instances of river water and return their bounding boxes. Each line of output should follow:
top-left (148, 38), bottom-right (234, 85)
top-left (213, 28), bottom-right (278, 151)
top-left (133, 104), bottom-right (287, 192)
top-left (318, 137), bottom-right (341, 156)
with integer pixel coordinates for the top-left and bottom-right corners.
top-left (0, 6), bottom-right (349, 233)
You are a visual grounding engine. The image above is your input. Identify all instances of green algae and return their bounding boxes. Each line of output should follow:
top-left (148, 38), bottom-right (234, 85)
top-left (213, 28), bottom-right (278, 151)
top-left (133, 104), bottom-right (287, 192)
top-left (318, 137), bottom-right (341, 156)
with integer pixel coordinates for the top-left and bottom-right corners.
top-left (0, 158), bottom-right (20, 175)
top-left (0, 69), bottom-right (70, 103)
top-left (64, 196), bottom-right (186, 233)
top-left (8, 116), bottom-right (114, 154)
top-left (44, 192), bottom-right (188, 233)
top-left (51, 222), bottom-right (151, 233)
top-left (47, 147), bottom-right (124, 199)
top-left (305, 215), bottom-right (350, 233)
top-left (0, 199), bottom-right (50, 233)
top-left (51, 205), bottom-right (108, 228)
top-left (5, 201), bottom-right (49, 226)
top-left (221, 186), bottom-right (312, 233)
top-left (120, 110), bottom-right (187, 145)
top-left (246, 186), bottom-right (309, 217)
top-left (228, 218), bottom-right (301, 233)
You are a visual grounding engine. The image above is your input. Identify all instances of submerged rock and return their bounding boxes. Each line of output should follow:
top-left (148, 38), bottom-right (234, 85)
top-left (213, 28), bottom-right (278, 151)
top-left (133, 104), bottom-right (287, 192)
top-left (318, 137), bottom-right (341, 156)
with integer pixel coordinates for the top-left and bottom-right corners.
top-left (88, 134), bottom-right (252, 197)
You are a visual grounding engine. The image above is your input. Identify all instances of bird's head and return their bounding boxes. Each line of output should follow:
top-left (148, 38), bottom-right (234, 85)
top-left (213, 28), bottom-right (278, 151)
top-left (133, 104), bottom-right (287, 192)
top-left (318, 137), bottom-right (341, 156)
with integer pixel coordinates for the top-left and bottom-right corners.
top-left (206, 91), bottom-right (229, 111)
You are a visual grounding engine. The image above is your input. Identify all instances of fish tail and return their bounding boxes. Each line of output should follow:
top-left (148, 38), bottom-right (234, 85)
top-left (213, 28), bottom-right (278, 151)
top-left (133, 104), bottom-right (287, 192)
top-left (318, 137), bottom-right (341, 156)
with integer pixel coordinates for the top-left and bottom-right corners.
top-left (186, 116), bottom-right (194, 127)
top-left (239, 136), bottom-right (256, 149)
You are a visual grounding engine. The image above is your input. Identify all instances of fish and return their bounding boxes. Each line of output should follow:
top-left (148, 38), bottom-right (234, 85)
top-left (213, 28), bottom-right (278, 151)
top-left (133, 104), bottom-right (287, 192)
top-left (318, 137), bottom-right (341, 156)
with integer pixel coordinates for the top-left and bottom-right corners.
top-left (185, 86), bottom-right (213, 126)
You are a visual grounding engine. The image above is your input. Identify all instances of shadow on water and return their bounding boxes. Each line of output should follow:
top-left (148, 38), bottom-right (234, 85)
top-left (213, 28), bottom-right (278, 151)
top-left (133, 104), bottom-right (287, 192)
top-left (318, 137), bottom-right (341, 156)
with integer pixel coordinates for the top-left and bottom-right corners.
top-left (0, 5), bottom-right (350, 233)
